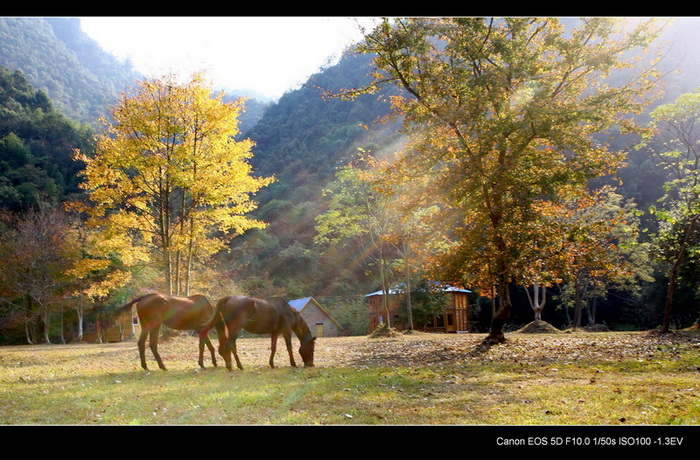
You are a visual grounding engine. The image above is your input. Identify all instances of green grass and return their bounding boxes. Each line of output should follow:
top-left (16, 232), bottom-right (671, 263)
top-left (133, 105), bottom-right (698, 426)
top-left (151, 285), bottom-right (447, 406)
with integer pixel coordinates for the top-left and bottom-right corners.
top-left (0, 331), bottom-right (698, 425)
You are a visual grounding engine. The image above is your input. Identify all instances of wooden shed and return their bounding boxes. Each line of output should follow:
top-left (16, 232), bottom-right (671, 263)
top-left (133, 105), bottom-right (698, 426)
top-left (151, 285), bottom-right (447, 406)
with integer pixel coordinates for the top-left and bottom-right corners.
top-left (82, 308), bottom-right (140, 343)
top-left (289, 297), bottom-right (343, 338)
top-left (366, 284), bottom-right (471, 333)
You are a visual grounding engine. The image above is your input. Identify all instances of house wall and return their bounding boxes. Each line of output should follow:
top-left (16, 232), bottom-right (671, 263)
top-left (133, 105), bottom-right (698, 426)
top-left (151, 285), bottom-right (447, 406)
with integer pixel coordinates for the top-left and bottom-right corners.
top-left (301, 302), bottom-right (339, 337)
top-left (106, 312), bottom-right (140, 342)
top-left (368, 291), bottom-right (470, 333)
top-left (368, 294), bottom-right (401, 331)
top-left (82, 310), bottom-right (140, 343)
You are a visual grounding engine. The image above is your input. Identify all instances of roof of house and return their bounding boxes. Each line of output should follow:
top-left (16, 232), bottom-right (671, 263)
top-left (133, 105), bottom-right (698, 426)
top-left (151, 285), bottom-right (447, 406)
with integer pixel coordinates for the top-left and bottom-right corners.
top-left (365, 283), bottom-right (471, 297)
top-left (288, 297), bottom-right (313, 311)
top-left (289, 297), bottom-right (343, 328)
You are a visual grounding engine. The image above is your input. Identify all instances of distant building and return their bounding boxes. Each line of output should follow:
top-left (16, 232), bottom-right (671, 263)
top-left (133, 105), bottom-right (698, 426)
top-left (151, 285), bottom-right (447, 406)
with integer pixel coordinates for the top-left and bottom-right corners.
top-left (366, 284), bottom-right (471, 333)
top-left (82, 308), bottom-right (140, 343)
top-left (289, 297), bottom-right (343, 338)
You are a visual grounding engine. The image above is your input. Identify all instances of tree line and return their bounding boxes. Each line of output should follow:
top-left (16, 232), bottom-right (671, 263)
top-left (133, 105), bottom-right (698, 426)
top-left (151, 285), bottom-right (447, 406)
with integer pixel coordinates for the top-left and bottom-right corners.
top-left (1, 18), bottom-right (699, 344)
top-left (313, 18), bottom-right (699, 340)
top-left (0, 71), bottom-right (270, 343)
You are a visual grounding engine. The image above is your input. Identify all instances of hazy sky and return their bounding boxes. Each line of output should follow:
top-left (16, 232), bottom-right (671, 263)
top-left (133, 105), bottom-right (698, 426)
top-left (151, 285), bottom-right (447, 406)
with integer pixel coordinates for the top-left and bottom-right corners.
top-left (79, 17), bottom-right (378, 100)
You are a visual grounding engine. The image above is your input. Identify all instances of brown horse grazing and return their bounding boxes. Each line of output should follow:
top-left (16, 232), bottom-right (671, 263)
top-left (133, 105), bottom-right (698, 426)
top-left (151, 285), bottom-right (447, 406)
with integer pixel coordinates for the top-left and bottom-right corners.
top-left (120, 293), bottom-right (224, 371)
top-left (212, 295), bottom-right (315, 371)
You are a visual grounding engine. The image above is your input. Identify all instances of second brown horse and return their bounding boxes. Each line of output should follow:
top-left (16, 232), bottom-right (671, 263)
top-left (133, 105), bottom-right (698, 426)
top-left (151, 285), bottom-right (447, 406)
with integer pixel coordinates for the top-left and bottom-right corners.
top-left (212, 295), bottom-right (315, 370)
top-left (120, 293), bottom-right (224, 371)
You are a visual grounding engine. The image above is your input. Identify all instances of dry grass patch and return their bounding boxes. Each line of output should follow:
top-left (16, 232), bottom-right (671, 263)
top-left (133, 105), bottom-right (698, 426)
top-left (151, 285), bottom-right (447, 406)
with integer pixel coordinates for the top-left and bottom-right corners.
top-left (0, 330), bottom-right (698, 425)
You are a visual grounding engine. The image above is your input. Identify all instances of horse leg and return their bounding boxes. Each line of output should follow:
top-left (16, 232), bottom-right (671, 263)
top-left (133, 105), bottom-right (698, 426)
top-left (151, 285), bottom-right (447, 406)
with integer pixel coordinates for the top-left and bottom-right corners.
top-left (269, 332), bottom-right (278, 368)
top-left (226, 332), bottom-right (244, 370)
top-left (203, 334), bottom-right (217, 367)
top-left (149, 324), bottom-right (167, 371)
top-left (215, 321), bottom-right (232, 371)
top-left (137, 328), bottom-right (149, 371)
top-left (283, 330), bottom-right (297, 367)
top-left (232, 337), bottom-right (244, 370)
top-left (197, 332), bottom-right (206, 368)
top-left (196, 329), bottom-right (216, 368)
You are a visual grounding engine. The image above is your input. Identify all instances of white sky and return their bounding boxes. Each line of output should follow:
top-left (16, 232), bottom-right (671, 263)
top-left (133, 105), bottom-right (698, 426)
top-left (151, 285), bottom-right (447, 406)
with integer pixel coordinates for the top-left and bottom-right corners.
top-left (79, 17), bottom-right (379, 100)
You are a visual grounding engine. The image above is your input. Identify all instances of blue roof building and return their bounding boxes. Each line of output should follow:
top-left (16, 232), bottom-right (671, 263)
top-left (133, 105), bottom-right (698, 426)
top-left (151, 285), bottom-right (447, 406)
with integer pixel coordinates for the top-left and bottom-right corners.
top-left (289, 297), bottom-right (343, 337)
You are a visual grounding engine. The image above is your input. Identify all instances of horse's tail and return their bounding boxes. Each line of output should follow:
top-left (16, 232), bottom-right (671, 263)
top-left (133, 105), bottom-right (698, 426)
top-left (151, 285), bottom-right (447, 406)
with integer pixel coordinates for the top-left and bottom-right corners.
top-left (119, 294), bottom-right (154, 312)
top-left (203, 296), bottom-right (227, 333)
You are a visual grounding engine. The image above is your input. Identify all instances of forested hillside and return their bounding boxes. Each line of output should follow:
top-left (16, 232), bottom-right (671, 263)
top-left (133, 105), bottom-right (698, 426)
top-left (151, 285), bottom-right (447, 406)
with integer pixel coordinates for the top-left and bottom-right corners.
top-left (0, 18), bottom-right (139, 123)
top-left (0, 67), bottom-right (94, 210)
top-left (0, 18), bottom-right (266, 132)
top-left (0, 17), bottom-right (403, 343)
top-left (1, 17), bottom-right (700, 345)
top-left (226, 51), bottom-right (403, 300)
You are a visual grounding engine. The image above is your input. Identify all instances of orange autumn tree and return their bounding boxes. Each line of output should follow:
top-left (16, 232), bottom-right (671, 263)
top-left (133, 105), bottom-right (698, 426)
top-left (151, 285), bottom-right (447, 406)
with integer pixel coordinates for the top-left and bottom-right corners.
top-left (349, 17), bottom-right (664, 343)
top-left (531, 186), bottom-right (652, 327)
top-left (72, 73), bottom-right (272, 296)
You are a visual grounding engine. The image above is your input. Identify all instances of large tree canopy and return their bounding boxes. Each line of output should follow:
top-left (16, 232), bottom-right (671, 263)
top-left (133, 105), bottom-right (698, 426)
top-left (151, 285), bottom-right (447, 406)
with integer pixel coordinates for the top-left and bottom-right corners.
top-left (72, 73), bottom-right (272, 296)
top-left (352, 17), bottom-right (665, 343)
top-left (638, 89), bottom-right (700, 332)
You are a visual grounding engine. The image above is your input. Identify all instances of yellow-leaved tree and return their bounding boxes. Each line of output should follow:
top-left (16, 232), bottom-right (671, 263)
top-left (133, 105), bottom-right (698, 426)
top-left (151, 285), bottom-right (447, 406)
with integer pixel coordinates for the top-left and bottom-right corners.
top-left (71, 73), bottom-right (272, 296)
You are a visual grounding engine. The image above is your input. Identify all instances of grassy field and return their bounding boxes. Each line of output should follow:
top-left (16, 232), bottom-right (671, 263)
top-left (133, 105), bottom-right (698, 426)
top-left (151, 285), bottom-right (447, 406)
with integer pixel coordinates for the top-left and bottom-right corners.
top-left (0, 329), bottom-right (698, 426)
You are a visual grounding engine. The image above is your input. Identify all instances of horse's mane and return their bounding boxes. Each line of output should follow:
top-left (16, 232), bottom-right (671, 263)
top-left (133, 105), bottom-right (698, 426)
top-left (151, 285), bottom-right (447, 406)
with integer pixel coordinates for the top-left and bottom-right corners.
top-left (292, 309), bottom-right (315, 341)
top-left (266, 297), bottom-right (314, 341)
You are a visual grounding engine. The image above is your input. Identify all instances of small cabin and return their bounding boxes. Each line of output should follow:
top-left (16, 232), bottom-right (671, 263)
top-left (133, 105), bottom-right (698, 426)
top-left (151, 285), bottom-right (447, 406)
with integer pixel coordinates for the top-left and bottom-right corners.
top-left (82, 308), bottom-right (140, 343)
top-left (288, 297), bottom-right (343, 337)
top-left (366, 284), bottom-right (471, 333)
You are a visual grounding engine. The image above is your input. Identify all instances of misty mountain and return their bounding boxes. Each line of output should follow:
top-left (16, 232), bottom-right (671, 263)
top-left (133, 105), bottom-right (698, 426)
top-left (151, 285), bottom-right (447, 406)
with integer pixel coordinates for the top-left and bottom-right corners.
top-left (0, 17), bottom-right (268, 133)
top-left (225, 50), bottom-right (403, 299)
top-left (0, 16), bottom-right (402, 300)
top-left (0, 17), bottom-right (140, 124)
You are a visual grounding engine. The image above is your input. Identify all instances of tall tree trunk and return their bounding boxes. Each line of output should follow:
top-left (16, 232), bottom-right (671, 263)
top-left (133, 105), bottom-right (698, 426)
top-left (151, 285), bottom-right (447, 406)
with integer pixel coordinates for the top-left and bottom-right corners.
top-left (588, 297), bottom-right (597, 326)
top-left (41, 303), bottom-right (50, 344)
top-left (485, 272), bottom-right (511, 344)
top-left (525, 282), bottom-right (546, 322)
top-left (24, 295), bottom-right (34, 344)
top-left (185, 241), bottom-right (194, 297)
top-left (404, 242), bottom-right (413, 331)
top-left (58, 305), bottom-right (65, 344)
top-left (75, 296), bottom-right (84, 342)
top-left (380, 240), bottom-right (391, 328)
top-left (165, 251), bottom-right (173, 295)
top-left (573, 278), bottom-right (583, 329)
top-left (662, 218), bottom-right (697, 333)
top-left (175, 250), bottom-right (182, 296)
top-left (185, 215), bottom-right (196, 297)
top-left (24, 321), bottom-right (33, 345)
